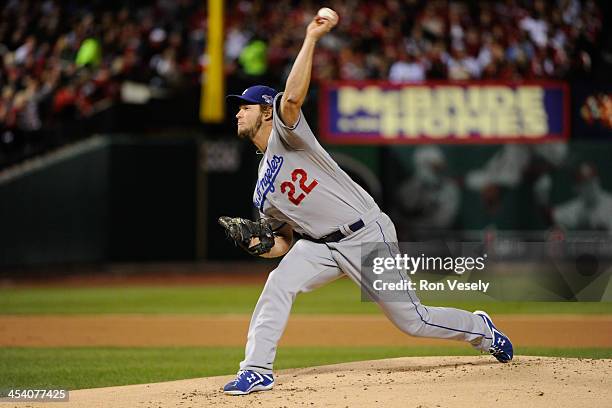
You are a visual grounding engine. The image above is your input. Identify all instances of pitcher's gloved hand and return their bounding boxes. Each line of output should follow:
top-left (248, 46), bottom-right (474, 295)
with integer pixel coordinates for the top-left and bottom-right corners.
top-left (218, 216), bottom-right (275, 256)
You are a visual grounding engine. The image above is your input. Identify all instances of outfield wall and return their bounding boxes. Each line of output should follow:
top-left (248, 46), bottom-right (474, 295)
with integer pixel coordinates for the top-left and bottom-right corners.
top-left (0, 136), bottom-right (199, 266)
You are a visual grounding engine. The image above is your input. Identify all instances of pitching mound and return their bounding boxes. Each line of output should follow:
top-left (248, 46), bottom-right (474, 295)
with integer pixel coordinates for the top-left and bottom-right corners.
top-left (22, 356), bottom-right (611, 408)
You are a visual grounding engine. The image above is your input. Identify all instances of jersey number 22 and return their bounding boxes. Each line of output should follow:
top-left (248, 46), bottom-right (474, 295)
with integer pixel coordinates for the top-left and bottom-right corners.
top-left (281, 169), bottom-right (318, 205)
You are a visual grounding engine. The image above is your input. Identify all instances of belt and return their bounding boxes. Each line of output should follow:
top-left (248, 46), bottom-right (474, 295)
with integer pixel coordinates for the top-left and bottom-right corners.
top-left (302, 219), bottom-right (365, 244)
top-left (301, 207), bottom-right (381, 244)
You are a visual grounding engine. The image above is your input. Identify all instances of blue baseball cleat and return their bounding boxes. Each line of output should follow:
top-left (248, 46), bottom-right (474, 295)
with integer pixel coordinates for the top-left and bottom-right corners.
top-left (474, 310), bottom-right (514, 363)
top-left (223, 370), bottom-right (275, 395)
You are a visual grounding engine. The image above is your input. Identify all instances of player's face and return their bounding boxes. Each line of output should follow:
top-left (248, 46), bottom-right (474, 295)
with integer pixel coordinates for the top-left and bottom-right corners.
top-left (236, 104), bottom-right (264, 141)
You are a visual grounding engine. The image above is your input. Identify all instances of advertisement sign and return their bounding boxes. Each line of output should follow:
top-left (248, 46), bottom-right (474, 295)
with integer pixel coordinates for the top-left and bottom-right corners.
top-left (320, 81), bottom-right (569, 144)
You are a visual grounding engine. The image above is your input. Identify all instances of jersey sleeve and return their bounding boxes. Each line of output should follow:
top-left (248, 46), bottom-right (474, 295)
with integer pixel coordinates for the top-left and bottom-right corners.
top-left (258, 211), bottom-right (287, 232)
top-left (272, 92), bottom-right (319, 150)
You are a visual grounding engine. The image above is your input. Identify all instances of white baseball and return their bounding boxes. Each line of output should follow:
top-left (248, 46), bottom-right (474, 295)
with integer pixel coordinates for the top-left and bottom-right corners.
top-left (317, 7), bottom-right (338, 25)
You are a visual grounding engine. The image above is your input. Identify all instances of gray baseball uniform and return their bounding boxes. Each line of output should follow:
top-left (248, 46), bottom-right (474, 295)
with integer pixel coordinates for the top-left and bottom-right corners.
top-left (241, 93), bottom-right (493, 374)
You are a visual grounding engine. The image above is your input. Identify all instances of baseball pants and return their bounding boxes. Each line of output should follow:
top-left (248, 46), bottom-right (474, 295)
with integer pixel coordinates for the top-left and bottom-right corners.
top-left (240, 211), bottom-right (493, 374)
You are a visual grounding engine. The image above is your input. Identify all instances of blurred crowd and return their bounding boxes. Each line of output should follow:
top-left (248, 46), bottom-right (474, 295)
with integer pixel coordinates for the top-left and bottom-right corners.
top-left (226, 0), bottom-right (604, 83)
top-left (581, 93), bottom-right (612, 129)
top-left (390, 142), bottom-right (612, 239)
top-left (0, 0), bottom-right (202, 152)
top-left (0, 0), bottom-right (608, 163)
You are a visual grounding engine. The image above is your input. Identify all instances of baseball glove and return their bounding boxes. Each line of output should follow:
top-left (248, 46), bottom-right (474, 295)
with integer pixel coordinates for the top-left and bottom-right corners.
top-left (218, 216), bottom-right (275, 256)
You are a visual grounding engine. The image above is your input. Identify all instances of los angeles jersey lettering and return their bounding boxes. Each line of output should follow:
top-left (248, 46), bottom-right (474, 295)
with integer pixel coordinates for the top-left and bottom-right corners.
top-left (253, 93), bottom-right (378, 239)
top-left (253, 155), bottom-right (284, 211)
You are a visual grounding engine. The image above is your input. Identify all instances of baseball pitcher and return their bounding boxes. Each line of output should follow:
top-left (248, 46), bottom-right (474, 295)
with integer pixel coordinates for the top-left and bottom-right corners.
top-left (220, 9), bottom-right (513, 395)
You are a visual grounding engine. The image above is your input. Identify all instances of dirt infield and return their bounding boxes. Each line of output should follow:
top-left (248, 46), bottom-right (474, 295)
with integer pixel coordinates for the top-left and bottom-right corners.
top-left (1, 314), bottom-right (611, 347)
top-left (14, 356), bottom-right (612, 408)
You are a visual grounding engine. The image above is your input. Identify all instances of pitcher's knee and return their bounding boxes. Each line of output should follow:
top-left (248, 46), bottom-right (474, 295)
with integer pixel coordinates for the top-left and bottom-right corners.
top-left (262, 264), bottom-right (303, 302)
top-left (395, 317), bottom-right (429, 337)
top-left (264, 268), bottom-right (291, 294)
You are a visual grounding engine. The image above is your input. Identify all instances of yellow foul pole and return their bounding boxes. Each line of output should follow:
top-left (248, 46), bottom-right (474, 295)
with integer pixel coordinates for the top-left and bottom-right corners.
top-left (200, 0), bottom-right (224, 122)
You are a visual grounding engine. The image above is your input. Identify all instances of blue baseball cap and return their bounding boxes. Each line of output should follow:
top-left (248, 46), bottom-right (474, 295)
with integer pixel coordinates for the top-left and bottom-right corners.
top-left (226, 85), bottom-right (279, 106)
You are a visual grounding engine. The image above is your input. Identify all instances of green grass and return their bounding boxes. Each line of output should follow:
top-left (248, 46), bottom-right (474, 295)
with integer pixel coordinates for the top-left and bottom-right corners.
top-left (1, 279), bottom-right (611, 315)
top-left (1, 346), bottom-right (610, 390)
